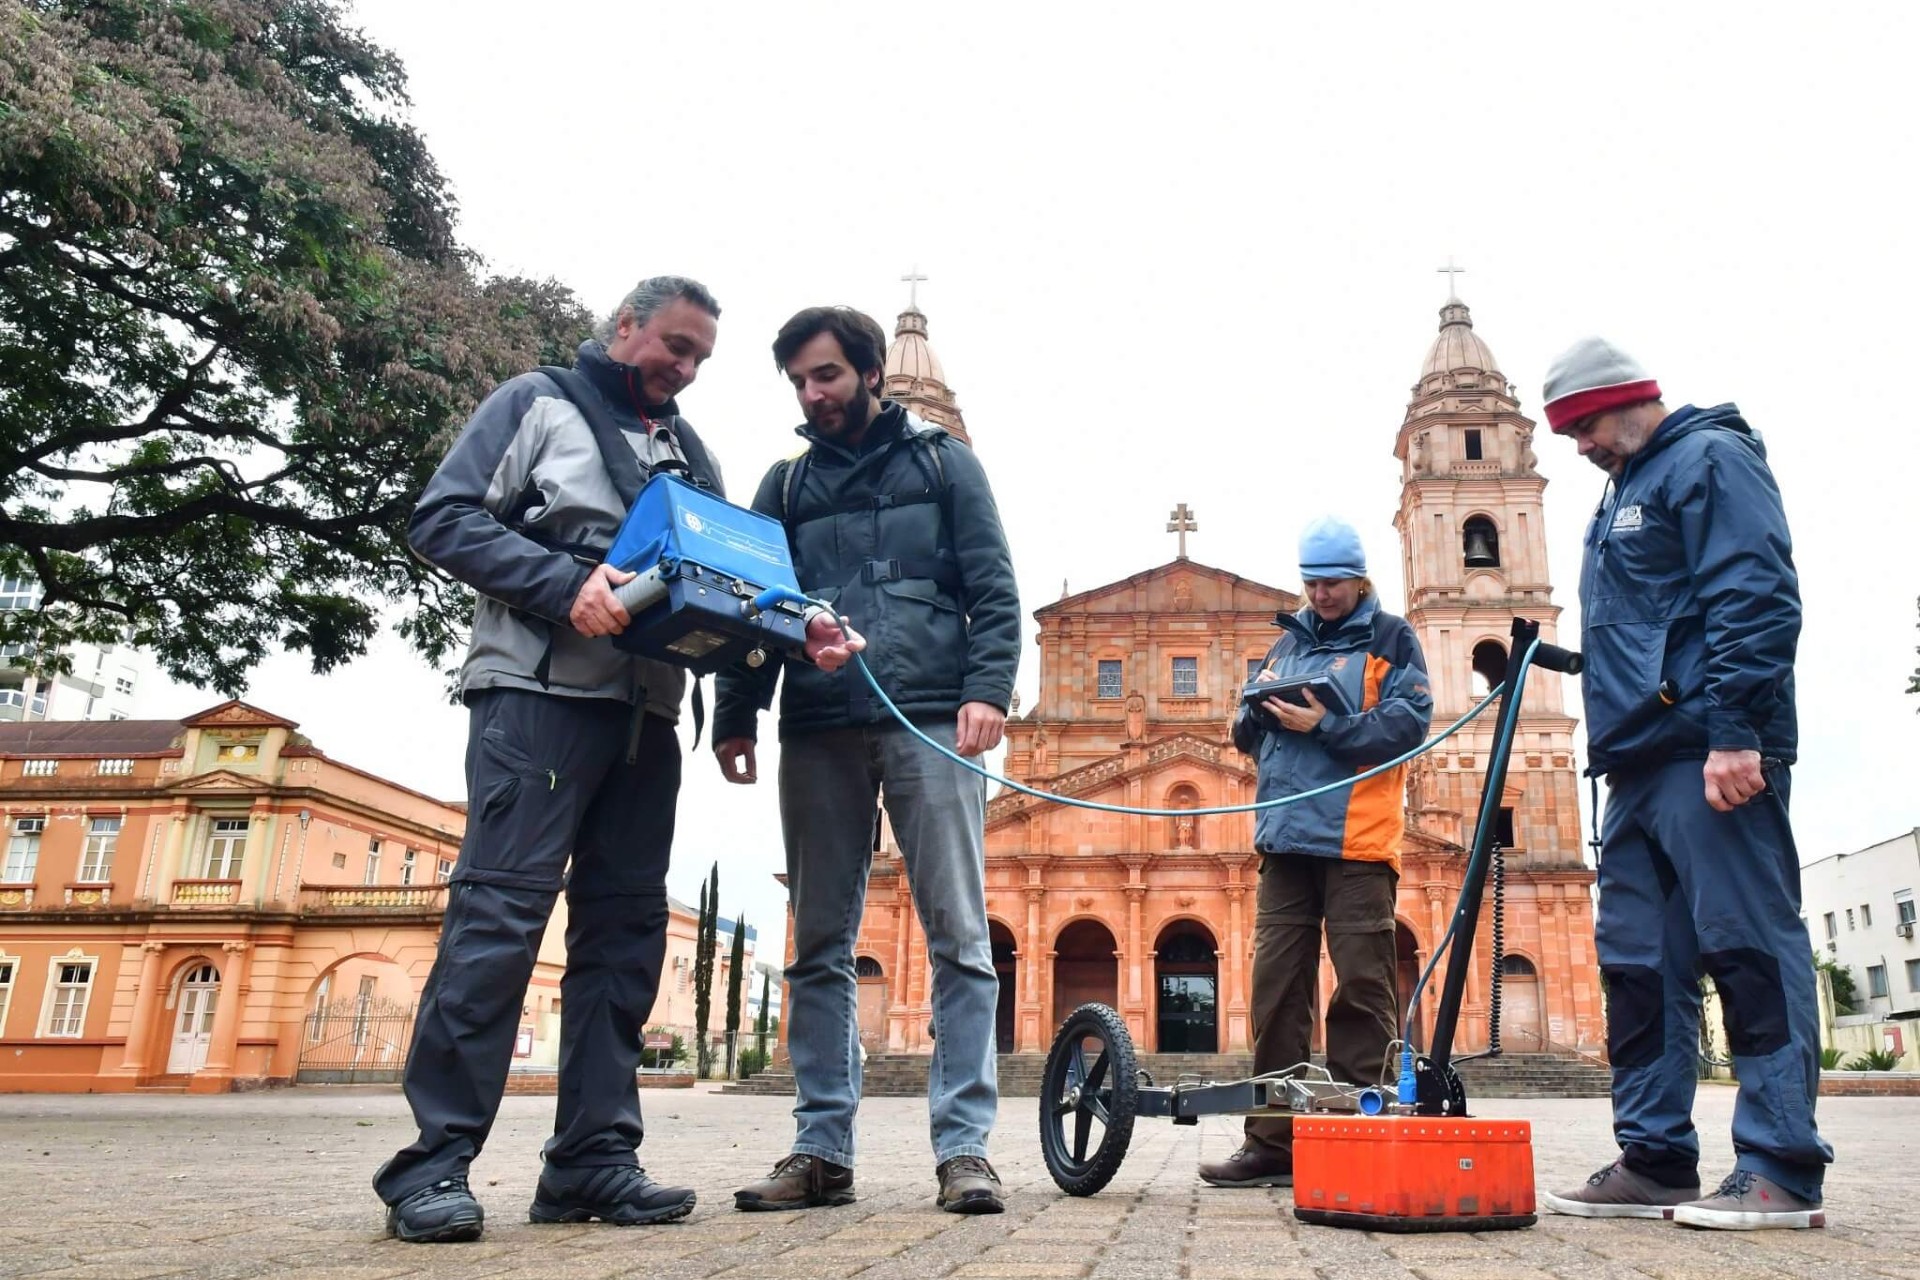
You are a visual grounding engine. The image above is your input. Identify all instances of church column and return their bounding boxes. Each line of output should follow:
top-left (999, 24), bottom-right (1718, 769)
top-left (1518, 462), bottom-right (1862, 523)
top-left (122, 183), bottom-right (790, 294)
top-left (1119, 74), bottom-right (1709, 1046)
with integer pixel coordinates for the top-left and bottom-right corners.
top-left (1124, 884), bottom-right (1146, 1047)
top-left (1552, 889), bottom-right (1579, 1047)
top-left (1224, 883), bottom-right (1250, 1051)
top-left (888, 885), bottom-right (911, 1051)
top-left (117, 941), bottom-right (167, 1076)
top-left (1020, 885), bottom-right (1046, 1052)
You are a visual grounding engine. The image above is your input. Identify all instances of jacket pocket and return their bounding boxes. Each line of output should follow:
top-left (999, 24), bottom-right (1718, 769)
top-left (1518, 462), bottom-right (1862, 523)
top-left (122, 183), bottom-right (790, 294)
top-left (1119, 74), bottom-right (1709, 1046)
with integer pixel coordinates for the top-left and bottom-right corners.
top-left (875, 578), bottom-right (966, 701)
top-left (1583, 618), bottom-right (1668, 763)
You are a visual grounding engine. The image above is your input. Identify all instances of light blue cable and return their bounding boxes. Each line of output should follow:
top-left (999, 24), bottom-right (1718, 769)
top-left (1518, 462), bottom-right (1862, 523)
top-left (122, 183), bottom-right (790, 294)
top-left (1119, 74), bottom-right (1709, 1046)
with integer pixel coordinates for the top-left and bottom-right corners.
top-left (844, 651), bottom-right (1503, 818)
top-left (748, 585), bottom-right (1504, 818)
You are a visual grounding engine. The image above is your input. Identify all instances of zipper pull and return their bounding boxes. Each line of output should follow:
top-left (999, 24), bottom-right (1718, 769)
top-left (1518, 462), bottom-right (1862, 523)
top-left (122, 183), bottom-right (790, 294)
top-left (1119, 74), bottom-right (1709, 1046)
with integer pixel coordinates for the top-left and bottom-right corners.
top-left (547, 769), bottom-right (558, 791)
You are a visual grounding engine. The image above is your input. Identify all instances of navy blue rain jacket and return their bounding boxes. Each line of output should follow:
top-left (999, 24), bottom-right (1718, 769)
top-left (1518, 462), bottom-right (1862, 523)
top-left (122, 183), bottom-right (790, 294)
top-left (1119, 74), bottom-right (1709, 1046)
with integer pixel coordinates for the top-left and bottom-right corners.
top-left (1578, 403), bottom-right (1800, 776)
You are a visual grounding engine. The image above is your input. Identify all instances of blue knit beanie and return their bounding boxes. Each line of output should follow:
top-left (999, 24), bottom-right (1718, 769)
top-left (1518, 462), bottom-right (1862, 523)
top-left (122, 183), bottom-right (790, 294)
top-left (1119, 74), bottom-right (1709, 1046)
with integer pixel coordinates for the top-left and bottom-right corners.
top-left (1298, 516), bottom-right (1367, 581)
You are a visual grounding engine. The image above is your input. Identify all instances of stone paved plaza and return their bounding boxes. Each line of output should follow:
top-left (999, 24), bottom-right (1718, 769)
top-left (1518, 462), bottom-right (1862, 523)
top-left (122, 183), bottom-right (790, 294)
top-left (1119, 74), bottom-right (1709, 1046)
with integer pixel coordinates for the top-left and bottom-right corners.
top-left (0, 1085), bottom-right (1915, 1280)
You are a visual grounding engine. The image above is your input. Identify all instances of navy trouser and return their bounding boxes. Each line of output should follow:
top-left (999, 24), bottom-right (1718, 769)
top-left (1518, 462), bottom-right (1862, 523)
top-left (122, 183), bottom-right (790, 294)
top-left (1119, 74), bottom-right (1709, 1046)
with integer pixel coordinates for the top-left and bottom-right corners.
top-left (374, 689), bottom-right (679, 1205)
top-left (1595, 758), bottom-right (1832, 1201)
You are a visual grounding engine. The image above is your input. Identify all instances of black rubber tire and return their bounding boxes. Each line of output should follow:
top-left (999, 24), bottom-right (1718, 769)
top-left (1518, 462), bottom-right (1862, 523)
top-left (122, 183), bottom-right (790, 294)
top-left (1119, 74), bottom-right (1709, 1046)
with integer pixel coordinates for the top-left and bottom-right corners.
top-left (1039, 1002), bottom-right (1139, 1196)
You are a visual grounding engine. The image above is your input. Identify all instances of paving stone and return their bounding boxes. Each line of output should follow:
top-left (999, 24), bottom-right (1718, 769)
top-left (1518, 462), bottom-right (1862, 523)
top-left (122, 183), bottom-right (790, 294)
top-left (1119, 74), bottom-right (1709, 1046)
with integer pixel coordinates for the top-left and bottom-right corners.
top-left (0, 1088), bottom-right (1913, 1279)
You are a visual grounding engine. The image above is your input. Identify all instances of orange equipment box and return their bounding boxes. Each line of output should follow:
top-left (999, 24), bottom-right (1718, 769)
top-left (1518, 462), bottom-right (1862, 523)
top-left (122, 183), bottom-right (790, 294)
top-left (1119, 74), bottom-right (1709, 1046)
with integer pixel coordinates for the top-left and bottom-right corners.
top-left (1292, 1114), bottom-right (1536, 1232)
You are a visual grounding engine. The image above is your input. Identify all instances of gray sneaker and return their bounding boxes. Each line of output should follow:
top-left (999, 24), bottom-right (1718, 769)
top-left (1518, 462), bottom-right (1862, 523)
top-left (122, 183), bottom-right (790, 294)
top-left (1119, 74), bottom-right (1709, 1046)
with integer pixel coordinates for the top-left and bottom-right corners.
top-left (1673, 1170), bottom-right (1825, 1231)
top-left (936, 1155), bottom-right (1005, 1214)
top-left (1540, 1160), bottom-right (1699, 1219)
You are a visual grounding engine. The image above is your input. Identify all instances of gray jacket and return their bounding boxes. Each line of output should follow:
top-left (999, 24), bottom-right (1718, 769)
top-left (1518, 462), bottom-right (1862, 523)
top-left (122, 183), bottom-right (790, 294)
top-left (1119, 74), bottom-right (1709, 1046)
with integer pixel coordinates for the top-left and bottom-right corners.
top-left (408, 341), bottom-right (723, 719)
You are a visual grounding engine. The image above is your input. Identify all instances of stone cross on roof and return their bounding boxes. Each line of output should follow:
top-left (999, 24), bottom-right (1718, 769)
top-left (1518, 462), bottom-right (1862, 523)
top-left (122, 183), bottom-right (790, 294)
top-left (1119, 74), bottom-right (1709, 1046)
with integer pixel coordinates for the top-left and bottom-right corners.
top-left (1166, 503), bottom-right (1197, 559)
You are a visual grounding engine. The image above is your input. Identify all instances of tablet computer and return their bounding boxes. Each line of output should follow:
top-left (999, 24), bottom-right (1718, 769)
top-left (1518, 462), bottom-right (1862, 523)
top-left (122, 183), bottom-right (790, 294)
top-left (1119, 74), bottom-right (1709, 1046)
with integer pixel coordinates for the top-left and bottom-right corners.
top-left (1241, 673), bottom-right (1356, 719)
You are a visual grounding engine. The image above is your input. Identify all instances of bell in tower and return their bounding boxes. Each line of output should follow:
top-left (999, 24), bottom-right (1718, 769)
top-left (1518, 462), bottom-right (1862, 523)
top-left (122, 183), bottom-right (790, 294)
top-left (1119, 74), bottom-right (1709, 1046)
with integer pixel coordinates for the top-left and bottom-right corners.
top-left (1462, 516), bottom-right (1500, 568)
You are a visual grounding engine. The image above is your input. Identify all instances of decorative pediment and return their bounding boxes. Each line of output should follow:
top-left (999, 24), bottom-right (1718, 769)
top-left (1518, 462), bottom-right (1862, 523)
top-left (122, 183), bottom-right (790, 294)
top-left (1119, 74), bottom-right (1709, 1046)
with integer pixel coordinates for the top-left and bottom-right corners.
top-left (170, 769), bottom-right (269, 795)
top-left (1037, 559), bottom-right (1299, 619)
top-left (180, 700), bottom-right (299, 732)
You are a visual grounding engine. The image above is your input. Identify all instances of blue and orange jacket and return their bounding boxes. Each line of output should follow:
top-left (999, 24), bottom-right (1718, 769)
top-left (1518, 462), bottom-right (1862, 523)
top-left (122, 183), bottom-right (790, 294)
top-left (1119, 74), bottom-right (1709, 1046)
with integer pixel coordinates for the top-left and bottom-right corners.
top-left (1231, 597), bottom-right (1433, 870)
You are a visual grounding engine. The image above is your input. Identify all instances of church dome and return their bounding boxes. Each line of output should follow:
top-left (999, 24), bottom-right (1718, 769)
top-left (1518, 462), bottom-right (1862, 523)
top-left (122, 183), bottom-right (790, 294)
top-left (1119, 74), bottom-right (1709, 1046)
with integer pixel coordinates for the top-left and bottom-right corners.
top-left (884, 307), bottom-right (946, 385)
top-left (1420, 301), bottom-right (1502, 380)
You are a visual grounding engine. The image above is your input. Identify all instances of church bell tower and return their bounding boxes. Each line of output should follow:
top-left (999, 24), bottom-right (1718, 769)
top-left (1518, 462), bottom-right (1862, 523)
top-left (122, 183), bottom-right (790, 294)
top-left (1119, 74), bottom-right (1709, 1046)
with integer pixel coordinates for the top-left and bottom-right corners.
top-left (1392, 285), bottom-right (1582, 866)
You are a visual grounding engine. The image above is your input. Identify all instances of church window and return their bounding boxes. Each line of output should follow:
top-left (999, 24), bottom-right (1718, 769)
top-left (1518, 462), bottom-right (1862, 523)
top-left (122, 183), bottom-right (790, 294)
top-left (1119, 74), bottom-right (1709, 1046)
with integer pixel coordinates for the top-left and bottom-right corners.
top-left (1494, 807), bottom-right (1516, 850)
top-left (1500, 954), bottom-right (1536, 977)
top-left (1470, 640), bottom-right (1509, 699)
top-left (1247, 657), bottom-right (1263, 681)
top-left (1464, 429), bottom-right (1484, 461)
top-left (1170, 657), bottom-right (1197, 698)
top-left (855, 956), bottom-right (884, 979)
top-left (1096, 659), bottom-right (1122, 700)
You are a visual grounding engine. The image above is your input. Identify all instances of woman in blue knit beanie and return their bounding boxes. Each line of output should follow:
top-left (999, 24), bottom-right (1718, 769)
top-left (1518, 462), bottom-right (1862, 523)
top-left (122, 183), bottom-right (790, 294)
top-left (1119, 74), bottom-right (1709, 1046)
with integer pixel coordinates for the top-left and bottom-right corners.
top-left (1198, 517), bottom-right (1434, 1188)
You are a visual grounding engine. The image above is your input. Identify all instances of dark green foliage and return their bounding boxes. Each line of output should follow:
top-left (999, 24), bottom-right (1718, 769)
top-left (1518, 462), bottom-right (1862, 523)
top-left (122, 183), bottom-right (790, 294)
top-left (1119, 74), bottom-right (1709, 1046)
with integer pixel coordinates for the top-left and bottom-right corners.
top-left (0, 1), bottom-right (591, 693)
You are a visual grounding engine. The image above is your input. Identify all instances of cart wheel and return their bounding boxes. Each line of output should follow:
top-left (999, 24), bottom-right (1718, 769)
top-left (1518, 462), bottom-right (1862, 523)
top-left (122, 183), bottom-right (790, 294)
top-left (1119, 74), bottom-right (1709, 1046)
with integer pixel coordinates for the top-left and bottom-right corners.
top-left (1039, 1003), bottom-right (1139, 1195)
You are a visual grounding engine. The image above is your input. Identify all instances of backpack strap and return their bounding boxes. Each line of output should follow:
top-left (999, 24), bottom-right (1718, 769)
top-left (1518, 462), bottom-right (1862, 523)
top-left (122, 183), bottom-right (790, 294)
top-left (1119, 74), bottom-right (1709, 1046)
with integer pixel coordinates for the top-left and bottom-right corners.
top-left (534, 366), bottom-right (646, 506)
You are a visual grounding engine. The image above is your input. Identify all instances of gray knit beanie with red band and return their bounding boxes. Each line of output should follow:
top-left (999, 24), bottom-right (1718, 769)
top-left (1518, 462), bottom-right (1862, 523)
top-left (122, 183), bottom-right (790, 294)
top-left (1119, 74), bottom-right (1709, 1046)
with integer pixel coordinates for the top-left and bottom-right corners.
top-left (1541, 337), bottom-right (1662, 432)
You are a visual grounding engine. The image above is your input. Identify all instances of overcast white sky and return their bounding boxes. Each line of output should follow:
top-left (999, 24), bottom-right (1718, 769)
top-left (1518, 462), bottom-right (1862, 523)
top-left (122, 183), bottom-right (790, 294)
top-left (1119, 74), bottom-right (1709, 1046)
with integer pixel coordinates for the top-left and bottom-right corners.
top-left (148, 1), bottom-right (1920, 958)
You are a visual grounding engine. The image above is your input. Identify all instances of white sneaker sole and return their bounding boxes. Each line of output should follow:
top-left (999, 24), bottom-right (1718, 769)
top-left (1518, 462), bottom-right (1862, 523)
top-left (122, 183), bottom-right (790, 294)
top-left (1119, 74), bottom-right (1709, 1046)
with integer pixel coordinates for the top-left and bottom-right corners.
top-left (1539, 1190), bottom-right (1679, 1219)
top-left (1673, 1204), bottom-right (1825, 1230)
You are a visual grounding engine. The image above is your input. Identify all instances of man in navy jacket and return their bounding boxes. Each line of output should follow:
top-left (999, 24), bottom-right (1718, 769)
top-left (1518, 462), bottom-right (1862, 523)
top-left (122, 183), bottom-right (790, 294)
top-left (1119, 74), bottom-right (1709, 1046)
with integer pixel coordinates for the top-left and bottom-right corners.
top-left (1537, 338), bottom-right (1831, 1231)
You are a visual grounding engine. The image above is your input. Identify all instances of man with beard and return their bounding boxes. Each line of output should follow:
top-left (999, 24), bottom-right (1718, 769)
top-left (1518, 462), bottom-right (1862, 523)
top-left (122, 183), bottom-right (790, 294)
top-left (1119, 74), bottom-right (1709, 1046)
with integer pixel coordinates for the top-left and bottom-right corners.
top-left (1536, 338), bottom-right (1830, 1230)
top-left (378, 277), bottom-right (862, 1242)
top-left (713, 305), bottom-right (1020, 1214)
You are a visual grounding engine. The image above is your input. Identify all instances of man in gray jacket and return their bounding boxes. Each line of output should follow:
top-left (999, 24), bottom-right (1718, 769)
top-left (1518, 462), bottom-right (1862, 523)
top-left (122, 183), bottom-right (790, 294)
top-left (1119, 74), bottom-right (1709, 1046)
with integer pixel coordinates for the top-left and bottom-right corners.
top-left (375, 277), bottom-right (862, 1243)
top-left (714, 306), bottom-right (1020, 1215)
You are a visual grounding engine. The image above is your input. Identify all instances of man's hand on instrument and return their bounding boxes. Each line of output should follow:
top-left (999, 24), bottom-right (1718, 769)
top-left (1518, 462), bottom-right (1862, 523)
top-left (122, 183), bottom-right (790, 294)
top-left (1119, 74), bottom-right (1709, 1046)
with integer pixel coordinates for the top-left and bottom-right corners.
top-left (571, 563), bottom-right (635, 638)
top-left (955, 701), bottom-right (1006, 758)
top-left (1267, 687), bottom-right (1328, 734)
top-left (1703, 748), bottom-right (1766, 812)
top-left (715, 737), bottom-right (758, 784)
top-left (804, 611), bottom-right (866, 673)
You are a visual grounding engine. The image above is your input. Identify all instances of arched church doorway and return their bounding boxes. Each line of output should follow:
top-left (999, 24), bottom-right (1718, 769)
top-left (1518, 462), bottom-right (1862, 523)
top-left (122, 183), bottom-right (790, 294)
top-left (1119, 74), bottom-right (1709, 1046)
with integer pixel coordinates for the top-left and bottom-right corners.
top-left (854, 955), bottom-right (888, 1051)
top-left (1154, 921), bottom-right (1218, 1052)
top-left (1052, 919), bottom-right (1118, 1023)
top-left (1498, 953), bottom-right (1544, 1051)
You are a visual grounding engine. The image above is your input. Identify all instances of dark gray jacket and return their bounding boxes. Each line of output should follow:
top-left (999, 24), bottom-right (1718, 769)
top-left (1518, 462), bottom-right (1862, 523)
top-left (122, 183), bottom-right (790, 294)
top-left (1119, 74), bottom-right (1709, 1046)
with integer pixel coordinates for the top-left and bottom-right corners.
top-left (712, 404), bottom-right (1019, 741)
top-left (408, 341), bottom-right (722, 719)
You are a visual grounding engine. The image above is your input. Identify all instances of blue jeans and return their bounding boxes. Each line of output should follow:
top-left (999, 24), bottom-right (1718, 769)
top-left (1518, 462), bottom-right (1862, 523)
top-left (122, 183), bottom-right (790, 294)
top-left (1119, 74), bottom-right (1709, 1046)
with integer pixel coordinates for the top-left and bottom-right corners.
top-left (778, 719), bottom-right (997, 1167)
top-left (1595, 758), bottom-right (1832, 1201)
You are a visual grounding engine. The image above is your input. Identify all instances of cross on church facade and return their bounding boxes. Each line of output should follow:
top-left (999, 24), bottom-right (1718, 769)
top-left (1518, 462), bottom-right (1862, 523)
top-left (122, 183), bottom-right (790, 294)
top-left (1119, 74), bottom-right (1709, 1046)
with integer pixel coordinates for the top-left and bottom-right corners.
top-left (1166, 503), bottom-right (1198, 559)
top-left (901, 265), bottom-right (927, 310)
top-left (1437, 256), bottom-right (1466, 301)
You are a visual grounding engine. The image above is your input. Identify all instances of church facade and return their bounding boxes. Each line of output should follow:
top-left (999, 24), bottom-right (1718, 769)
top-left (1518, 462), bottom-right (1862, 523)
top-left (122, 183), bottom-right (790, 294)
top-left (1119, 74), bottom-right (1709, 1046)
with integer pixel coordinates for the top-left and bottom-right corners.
top-left (819, 291), bottom-right (1603, 1062)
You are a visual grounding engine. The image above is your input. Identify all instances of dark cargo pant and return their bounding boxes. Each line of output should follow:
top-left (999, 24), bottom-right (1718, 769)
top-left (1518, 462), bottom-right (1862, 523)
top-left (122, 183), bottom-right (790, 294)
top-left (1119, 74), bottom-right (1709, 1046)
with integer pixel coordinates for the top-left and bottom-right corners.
top-left (1596, 758), bottom-right (1832, 1200)
top-left (373, 689), bottom-right (680, 1205)
top-left (1245, 853), bottom-right (1399, 1157)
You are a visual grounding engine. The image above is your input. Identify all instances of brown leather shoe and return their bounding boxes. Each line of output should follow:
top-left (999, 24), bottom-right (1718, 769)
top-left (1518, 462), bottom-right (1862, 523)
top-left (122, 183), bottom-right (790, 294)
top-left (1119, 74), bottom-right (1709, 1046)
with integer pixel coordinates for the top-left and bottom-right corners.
top-left (733, 1154), bottom-right (855, 1212)
top-left (936, 1155), bottom-right (1005, 1214)
top-left (1198, 1143), bottom-right (1293, 1188)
